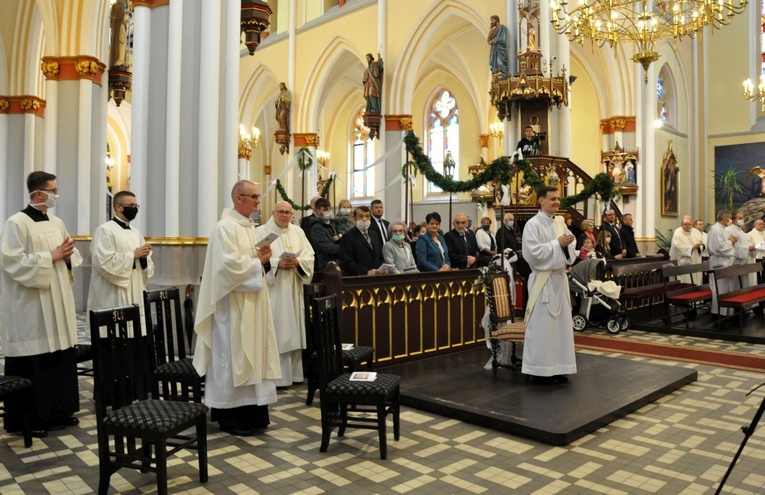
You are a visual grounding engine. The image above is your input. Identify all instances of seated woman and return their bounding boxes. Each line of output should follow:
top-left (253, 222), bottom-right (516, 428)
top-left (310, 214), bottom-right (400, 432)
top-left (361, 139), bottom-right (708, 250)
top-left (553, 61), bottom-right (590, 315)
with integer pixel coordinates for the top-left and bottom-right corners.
top-left (334, 198), bottom-right (355, 235)
top-left (383, 220), bottom-right (418, 274)
top-left (577, 218), bottom-right (598, 250)
top-left (416, 212), bottom-right (451, 272)
top-left (595, 230), bottom-right (623, 260)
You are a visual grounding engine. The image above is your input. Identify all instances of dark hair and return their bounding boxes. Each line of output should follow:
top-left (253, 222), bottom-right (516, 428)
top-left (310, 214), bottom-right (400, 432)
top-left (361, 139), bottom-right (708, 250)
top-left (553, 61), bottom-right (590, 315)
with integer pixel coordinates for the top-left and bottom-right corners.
top-left (491, 15), bottom-right (500, 22)
top-left (354, 205), bottom-right (371, 218)
top-left (536, 186), bottom-right (558, 200)
top-left (425, 212), bottom-right (442, 224)
top-left (27, 171), bottom-right (56, 194)
top-left (525, 125), bottom-right (533, 131)
top-left (315, 198), bottom-right (331, 210)
top-left (413, 224), bottom-right (426, 235)
top-left (370, 199), bottom-right (383, 208)
top-left (113, 191), bottom-right (136, 205)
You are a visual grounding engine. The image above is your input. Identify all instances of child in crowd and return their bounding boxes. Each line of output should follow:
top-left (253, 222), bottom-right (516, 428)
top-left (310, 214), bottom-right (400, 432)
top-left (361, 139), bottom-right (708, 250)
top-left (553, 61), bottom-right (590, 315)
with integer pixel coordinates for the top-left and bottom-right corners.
top-left (579, 237), bottom-right (596, 261)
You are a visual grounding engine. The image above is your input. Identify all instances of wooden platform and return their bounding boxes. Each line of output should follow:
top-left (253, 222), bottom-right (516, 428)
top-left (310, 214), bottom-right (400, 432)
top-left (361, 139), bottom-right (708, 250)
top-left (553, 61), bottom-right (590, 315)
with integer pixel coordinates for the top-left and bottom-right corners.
top-left (382, 347), bottom-right (697, 446)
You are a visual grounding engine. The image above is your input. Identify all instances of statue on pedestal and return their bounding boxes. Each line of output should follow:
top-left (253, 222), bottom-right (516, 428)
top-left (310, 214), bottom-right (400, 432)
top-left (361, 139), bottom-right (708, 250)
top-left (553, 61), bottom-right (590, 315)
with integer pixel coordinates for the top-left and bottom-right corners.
top-left (487, 15), bottom-right (509, 79)
top-left (109, 0), bottom-right (131, 68)
top-left (275, 82), bottom-right (291, 133)
top-left (363, 53), bottom-right (384, 114)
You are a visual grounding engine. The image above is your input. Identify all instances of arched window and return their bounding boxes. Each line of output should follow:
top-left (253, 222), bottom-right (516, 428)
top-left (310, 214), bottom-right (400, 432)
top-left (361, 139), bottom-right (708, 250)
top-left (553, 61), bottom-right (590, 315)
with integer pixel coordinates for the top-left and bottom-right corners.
top-left (426, 90), bottom-right (459, 194)
top-left (350, 111), bottom-right (375, 199)
top-left (656, 65), bottom-right (675, 128)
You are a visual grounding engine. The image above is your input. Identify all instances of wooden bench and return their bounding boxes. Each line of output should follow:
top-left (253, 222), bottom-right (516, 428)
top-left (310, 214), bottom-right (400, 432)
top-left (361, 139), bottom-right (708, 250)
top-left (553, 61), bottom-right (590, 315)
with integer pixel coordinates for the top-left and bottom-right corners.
top-left (611, 259), bottom-right (682, 311)
top-left (661, 261), bottom-right (711, 328)
top-left (712, 263), bottom-right (765, 331)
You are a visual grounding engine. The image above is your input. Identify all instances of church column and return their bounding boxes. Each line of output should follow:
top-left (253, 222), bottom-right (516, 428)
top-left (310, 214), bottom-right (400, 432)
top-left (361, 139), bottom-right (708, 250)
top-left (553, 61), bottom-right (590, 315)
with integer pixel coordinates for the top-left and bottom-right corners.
top-left (293, 133), bottom-right (319, 206)
top-left (130, 3), bottom-right (152, 231)
top-left (43, 82), bottom-right (57, 174)
top-left (506, 0), bottom-right (519, 148)
top-left (383, 115), bottom-right (411, 220)
top-left (635, 65), bottom-right (657, 250)
top-left (164, 0), bottom-right (183, 237)
top-left (222, 0), bottom-right (241, 203)
top-left (556, 34), bottom-right (572, 158)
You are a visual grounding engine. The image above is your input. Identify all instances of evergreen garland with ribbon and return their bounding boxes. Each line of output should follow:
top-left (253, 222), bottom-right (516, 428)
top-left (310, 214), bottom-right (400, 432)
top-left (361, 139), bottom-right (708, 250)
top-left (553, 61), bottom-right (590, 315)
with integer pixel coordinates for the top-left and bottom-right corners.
top-left (403, 131), bottom-right (616, 207)
top-left (274, 177), bottom-right (333, 211)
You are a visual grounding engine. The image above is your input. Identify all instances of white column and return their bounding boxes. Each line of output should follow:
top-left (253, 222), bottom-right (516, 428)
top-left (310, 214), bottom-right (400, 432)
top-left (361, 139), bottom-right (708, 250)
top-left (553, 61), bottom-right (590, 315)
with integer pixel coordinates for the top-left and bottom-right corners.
top-left (23, 114), bottom-right (35, 179)
top-left (507, 1), bottom-right (519, 74)
top-left (0, 114), bottom-right (7, 223)
top-left (539, 0), bottom-right (551, 75)
top-left (223, 0), bottom-right (240, 198)
top-left (636, 64), bottom-right (656, 242)
top-left (197, 0), bottom-right (221, 234)
top-left (131, 5), bottom-right (152, 228)
top-left (557, 35), bottom-right (571, 158)
top-left (165, 0), bottom-right (183, 237)
top-left (238, 157), bottom-right (250, 180)
top-left (77, 79), bottom-right (93, 234)
top-left (96, 76), bottom-right (109, 227)
top-left (43, 81), bottom-right (57, 174)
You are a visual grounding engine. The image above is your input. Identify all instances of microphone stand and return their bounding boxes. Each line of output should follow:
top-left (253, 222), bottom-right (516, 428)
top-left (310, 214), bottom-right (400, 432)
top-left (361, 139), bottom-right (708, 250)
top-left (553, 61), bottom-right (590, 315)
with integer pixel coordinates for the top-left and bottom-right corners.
top-left (715, 382), bottom-right (765, 494)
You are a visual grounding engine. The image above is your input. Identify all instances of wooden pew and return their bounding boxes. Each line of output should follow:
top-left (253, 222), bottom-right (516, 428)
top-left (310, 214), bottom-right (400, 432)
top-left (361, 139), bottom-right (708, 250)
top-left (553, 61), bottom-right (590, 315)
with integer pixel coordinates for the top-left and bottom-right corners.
top-left (662, 261), bottom-right (711, 328)
top-left (611, 259), bottom-right (681, 312)
top-left (712, 263), bottom-right (765, 331)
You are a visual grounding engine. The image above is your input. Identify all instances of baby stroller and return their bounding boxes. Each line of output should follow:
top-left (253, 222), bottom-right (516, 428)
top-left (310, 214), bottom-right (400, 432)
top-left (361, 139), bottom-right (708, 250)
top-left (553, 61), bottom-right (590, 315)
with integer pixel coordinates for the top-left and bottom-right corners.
top-left (569, 257), bottom-right (629, 334)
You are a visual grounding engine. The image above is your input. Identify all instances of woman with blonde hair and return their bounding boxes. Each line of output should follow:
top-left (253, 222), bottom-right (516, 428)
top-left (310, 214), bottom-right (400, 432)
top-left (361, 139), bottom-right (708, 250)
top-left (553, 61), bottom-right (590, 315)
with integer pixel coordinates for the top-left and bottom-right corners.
top-left (577, 218), bottom-right (598, 250)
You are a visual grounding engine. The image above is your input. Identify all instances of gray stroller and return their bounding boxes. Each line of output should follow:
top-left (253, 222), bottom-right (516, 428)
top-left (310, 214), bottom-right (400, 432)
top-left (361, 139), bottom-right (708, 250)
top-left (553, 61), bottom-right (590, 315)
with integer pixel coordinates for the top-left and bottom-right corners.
top-left (569, 257), bottom-right (629, 334)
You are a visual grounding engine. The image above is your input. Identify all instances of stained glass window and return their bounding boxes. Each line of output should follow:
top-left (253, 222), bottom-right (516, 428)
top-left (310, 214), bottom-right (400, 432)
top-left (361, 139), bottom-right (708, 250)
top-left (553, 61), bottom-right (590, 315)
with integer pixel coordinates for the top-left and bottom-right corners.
top-left (657, 76), bottom-right (667, 122)
top-left (426, 90), bottom-right (459, 194)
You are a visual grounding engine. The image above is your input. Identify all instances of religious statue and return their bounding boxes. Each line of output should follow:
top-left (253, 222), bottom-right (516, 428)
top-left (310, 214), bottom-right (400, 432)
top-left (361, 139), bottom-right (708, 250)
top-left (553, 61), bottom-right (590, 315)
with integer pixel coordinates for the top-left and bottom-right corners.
top-left (275, 82), bottom-right (291, 133)
top-left (109, 0), bottom-right (131, 68)
top-left (519, 0), bottom-right (540, 53)
top-left (363, 53), bottom-right (384, 114)
top-left (487, 15), bottom-right (509, 79)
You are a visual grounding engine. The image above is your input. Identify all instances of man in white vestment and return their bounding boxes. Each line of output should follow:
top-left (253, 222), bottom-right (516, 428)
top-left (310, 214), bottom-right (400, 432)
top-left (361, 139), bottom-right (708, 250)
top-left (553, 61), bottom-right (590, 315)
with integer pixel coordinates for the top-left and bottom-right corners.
top-left (88, 191), bottom-right (153, 323)
top-left (670, 215), bottom-right (704, 284)
top-left (708, 210), bottom-right (738, 318)
top-left (728, 211), bottom-right (757, 289)
top-left (1, 171), bottom-right (83, 437)
top-left (749, 219), bottom-right (765, 285)
top-left (695, 219), bottom-right (709, 257)
top-left (193, 180), bottom-right (281, 436)
top-left (521, 186), bottom-right (577, 384)
top-left (256, 201), bottom-right (315, 387)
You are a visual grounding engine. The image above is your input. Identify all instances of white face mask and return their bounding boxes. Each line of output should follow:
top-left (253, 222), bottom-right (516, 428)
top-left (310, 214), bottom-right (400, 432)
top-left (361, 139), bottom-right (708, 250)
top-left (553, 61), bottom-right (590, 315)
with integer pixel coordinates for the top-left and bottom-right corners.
top-left (356, 220), bottom-right (371, 232)
top-left (32, 190), bottom-right (59, 209)
top-left (737, 219), bottom-right (745, 228)
top-left (322, 210), bottom-right (334, 220)
top-left (340, 207), bottom-right (351, 215)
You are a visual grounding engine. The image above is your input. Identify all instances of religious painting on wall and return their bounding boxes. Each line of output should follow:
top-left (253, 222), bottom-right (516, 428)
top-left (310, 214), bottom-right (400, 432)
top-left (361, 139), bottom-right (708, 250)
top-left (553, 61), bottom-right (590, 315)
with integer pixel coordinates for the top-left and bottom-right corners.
top-left (660, 143), bottom-right (678, 216)
top-left (714, 142), bottom-right (765, 213)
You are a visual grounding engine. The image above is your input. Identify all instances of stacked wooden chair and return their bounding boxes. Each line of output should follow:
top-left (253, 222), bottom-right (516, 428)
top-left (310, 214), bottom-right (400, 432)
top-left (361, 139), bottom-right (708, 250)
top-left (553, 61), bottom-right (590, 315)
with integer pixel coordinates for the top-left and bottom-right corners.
top-left (0, 375), bottom-right (33, 447)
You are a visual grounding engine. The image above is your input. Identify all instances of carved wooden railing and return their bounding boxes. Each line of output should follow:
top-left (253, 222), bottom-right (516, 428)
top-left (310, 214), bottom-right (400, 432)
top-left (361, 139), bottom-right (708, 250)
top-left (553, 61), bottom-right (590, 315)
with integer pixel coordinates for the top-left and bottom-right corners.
top-left (322, 263), bottom-right (487, 367)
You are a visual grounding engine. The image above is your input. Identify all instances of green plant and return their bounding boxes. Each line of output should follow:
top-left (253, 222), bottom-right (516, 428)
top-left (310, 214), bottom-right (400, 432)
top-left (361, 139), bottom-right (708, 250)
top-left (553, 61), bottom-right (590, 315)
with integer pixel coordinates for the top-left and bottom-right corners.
top-left (655, 228), bottom-right (673, 250)
top-left (713, 168), bottom-right (743, 211)
top-left (297, 147), bottom-right (313, 171)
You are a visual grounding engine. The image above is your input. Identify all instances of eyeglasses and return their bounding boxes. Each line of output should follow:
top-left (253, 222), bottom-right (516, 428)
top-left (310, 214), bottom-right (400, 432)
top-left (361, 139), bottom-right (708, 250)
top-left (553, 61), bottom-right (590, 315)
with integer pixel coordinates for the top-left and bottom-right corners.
top-left (274, 210), bottom-right (293, 215)
top-left (238, 193), bottom-right (261, 200)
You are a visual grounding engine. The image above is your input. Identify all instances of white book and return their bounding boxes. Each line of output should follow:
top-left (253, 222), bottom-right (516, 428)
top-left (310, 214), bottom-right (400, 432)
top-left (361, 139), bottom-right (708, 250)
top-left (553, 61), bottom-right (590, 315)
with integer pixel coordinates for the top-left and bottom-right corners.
top-left (341, 343), bottom-right (354, 350)
top-left (255, 232), bottom-right (279, 248)
top-left (279, 250), bottom-right (301, 260)
top-left (349, 371), bottom-right (377, 382)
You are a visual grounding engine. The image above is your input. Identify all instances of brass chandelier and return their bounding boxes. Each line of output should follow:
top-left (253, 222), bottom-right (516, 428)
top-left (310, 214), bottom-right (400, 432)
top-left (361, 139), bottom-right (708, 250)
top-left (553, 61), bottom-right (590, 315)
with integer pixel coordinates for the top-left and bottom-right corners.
top-left (550, 0), bottom-right (747, 83)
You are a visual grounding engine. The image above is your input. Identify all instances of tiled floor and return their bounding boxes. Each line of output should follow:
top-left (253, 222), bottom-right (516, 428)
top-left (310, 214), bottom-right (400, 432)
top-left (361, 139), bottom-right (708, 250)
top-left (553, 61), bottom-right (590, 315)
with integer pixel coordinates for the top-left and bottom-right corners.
top-left (3, 320), bottom-right (765, 493)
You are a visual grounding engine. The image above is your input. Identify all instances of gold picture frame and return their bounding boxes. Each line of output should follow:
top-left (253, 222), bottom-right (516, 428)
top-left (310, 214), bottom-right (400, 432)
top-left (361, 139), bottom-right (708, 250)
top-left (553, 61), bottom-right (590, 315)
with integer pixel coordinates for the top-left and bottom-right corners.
top-left (661, 142), bottom-right (678, 216)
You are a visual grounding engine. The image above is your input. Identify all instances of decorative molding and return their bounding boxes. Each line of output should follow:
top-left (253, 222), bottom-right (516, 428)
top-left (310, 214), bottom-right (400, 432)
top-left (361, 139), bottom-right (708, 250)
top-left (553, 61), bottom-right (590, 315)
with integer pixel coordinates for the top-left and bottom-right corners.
top-left (384, 114), bottom-right (413, 131)
top-left (600, 116), bottom-right (636, 134)
top-left (479, 134), bottom-right (490, 148)
top-left (293, 133), bottom-right (318, 147)
top-left (40, 56), bottom-right (106, 85)
top-left (0, 96), bottom-right (46, 117)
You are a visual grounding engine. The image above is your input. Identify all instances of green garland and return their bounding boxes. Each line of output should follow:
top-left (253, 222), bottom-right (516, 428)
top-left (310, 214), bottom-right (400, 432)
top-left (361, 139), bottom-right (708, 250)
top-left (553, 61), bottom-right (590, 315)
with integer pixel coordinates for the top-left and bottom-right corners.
top-left (297, 147), bottom-right (313, 171)
top-left (274, 177), bottom-right (333, 211)
top-left (403, 131), bottom-right (616, 207)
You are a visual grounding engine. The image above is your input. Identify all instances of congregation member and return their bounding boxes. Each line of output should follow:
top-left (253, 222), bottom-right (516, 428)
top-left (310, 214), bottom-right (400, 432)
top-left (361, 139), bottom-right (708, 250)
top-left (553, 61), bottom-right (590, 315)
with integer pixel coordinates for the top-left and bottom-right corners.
top-left (444, 213), bottom-right (480, 269)
top-left (601, 208), bottom-right (626, 258)
top-left (563, 213), bottom-right (582, 241)
top-left (576, 218), bottom-right (597, 250)
top-left (476, 216), bottom-right (498, 257)
top-left (1, 171), bottom-right (82, 438)
top-left (339, 206), bottom-right (385, 276)
top-left (88, 191), bottom-right (153, 323)
top-left (335, 199), bottom-right (356, 235)
top-left (383, 220), bottom-right (418, 274)
top-left (370, 199), bottom-right (390, 242)
top-left (521, 186), bottom-right (577, 384)
top-left (595, 230), bottom-right (622, 260)
top-left (497, 212), bottom-right (517, 252)
top-left (619, 213), bottom-right (640, 258)
top-left (695, 219), bottom-right (709, 257)
top-left (579, 237), bottom-right (596, 261)
top-left (193, 180), bottom-right (281, 436)
top-left (310, 198), bottom-right (341, 272)
top-left (708, 210), bottom-right (738, 320)
top-left (300, 196), bottom-right (321, 243)
top-left (257, 201), bottom-right (315, 388)
top-left (670, 215), bottom-right (705, 283)
top-left (416, 212), bottom-right (451, 272)
top-left (748, 219), bottom-right (765, 281)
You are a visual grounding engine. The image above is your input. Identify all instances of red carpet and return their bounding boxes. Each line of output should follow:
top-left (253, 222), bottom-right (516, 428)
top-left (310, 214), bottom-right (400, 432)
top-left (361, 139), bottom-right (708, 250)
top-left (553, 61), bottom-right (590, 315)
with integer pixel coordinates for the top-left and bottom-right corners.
top-left (574, 334), bottom-right (765, 372)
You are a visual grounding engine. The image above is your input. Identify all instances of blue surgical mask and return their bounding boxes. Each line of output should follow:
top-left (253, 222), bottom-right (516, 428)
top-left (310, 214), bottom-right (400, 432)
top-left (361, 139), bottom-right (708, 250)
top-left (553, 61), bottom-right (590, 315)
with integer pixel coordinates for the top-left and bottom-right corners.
top-left (506, 221), bottom-right (514, 229)
top-left (482, 225), bottom-right (490, 231)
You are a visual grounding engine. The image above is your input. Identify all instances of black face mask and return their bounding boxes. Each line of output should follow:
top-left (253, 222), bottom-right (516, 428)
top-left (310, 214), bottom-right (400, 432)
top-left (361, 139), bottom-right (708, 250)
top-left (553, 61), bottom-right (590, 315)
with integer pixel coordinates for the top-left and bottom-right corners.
top-left (121, 206), bottom-right (138, 221)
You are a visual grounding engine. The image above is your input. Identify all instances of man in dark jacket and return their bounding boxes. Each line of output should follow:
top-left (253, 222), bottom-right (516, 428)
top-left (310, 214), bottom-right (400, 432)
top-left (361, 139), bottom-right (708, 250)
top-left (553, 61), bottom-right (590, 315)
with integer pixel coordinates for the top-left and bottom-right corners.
top-left (444, 213), bottom-right (481, 269)
top-left (619, 213), bottom-right (640, 258)
top-left (601, 208), bottom-right (626, 258)
top-left (497, 212), bottom-right (517, 252)
top-left (310, 198), bottom-right (341, 271)
top-left (338, 206), bottom-right (385, 276)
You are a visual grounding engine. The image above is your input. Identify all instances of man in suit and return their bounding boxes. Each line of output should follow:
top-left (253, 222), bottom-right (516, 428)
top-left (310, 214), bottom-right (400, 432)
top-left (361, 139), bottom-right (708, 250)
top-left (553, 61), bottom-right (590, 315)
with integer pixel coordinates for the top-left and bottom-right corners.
top-left (300, 196), bottom-right (321, 243)
top-left (339, 206), bottom-right (385, 276)
top-left (444, 213), bottom-right (480, 269)
top-left (497, 212), bottom-right (517, 252)
top-left (370, 199), bottom-right (390, 242)
top-left (601, 208), bottom-right (626, 258)
top-left (619, 213), bottom-right (640, 258)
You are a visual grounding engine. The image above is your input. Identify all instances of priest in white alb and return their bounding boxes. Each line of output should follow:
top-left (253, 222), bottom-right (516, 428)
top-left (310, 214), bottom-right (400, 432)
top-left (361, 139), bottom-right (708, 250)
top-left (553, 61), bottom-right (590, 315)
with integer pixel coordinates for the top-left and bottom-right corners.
top-left (88, 191), bottom-right (153, 323)
top-left (521, 186), bottom-right (577, 384)
top-left (193, 180), bottom-right (281, 437)
top-left (1, 171), bottom-right (83, 438)
top-left (256, 201), bottom-right (315, 387)
top-left (669, 215), bottom-right (704, 284)
top-left (708, 210), bottom-right (737, 318)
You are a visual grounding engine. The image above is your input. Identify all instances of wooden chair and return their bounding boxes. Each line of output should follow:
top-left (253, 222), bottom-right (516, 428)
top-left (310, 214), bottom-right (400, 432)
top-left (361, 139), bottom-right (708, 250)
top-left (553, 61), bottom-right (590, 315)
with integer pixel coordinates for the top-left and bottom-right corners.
top-left (144, 287), bottom-right (204, 403)
top-left (485, 271), bottom-right (524, 373)
top-left (0, 375), bottom-right (33, 447)
top-left (313, 295), bottom-right (400, 460)
top-left (90, 305), bottom-right (208, 495)
top-left (304, 283), bottom-right (375, 406)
